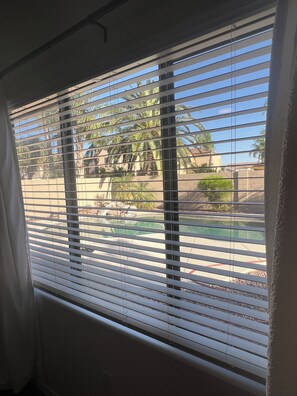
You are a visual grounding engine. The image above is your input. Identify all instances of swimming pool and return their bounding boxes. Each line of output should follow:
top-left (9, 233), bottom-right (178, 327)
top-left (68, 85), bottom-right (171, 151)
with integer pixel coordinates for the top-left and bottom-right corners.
top-left (99, 216), bottom-right (265, 242)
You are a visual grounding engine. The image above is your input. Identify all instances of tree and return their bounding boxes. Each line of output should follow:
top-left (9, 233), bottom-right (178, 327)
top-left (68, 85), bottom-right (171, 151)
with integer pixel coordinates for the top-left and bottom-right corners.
top-left (15, 139), bottom-right (39, 179)
top-left (85, 83), bottom-right (163, 176)
top-left (19, 107), bottom-right (65, 179)
top-left (251, 130), bottom-right (265, 163)
top-left (15, 134), bottom-right (60, 179)
top-left (70, 92), bottom-right (118, 177)
top-left (175, 106), bottom-right (214, 168)
top-left (37, 133), bottom-right (64, 179)
top-left (85, 81), bottom-right (214, 176)
top-left (250, 103), bottom-right (266, 164)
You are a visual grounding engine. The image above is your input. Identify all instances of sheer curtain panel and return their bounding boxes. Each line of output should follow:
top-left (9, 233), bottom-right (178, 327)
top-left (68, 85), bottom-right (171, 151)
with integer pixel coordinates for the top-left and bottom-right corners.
top-left (0, 81), bottom-right (36, 392)
top-left (265, 0), bottom-right (297, 395)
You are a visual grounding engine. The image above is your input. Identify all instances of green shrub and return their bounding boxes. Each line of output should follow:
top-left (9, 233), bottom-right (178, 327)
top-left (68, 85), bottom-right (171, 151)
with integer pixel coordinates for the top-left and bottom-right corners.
top-left (198, 175), bottom-right (233, 211)
top-left (111, 175), bottom-right (156, 209)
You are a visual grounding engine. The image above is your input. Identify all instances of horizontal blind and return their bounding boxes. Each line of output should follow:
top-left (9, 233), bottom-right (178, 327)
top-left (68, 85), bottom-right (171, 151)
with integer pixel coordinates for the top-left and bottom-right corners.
top-left (12, 9), bottom-right (273, 380)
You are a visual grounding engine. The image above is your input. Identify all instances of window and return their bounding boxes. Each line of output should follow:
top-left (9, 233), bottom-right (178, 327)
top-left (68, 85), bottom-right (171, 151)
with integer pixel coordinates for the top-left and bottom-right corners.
top-left (12, 9), bottom-right (274, 380)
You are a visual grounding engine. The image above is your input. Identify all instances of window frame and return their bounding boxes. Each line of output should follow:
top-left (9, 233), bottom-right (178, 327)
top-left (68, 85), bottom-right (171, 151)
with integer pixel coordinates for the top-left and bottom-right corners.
top-left (12, 10), bottom-right (274, 382)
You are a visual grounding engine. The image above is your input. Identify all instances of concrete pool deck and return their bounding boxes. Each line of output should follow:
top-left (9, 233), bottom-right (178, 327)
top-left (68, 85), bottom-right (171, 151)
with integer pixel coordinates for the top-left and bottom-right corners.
top-left (28, 215), bottom-right (267, 286)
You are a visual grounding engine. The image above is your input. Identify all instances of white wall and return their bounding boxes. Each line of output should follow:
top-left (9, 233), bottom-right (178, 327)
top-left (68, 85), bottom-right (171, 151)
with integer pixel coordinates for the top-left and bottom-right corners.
top-left (35, 290), bottom-right (264, 396)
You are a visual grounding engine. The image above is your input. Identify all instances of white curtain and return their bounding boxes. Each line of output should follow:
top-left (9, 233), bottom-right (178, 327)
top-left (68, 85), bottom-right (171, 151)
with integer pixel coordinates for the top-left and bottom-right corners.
top-left (0, 81), bottom-right (37, 392)
top-left (265, 0), bottom-right (297, 394)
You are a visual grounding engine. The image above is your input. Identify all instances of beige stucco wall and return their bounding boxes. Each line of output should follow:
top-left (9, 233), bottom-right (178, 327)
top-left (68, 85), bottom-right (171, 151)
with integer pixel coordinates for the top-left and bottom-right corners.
top-left (21, 169), bottom-right (264, 216)
top-left (22, 170), bottom-right (264, 217)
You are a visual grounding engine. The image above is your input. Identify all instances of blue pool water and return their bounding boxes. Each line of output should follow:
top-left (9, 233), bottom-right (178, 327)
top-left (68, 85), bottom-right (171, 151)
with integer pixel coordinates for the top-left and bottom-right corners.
top-left (99, 217), bottom-right (264, 242)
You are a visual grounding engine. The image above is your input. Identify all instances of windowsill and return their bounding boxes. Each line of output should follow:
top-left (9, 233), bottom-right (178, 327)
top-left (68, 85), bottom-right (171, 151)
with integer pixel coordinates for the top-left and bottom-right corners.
top-left (34, 288), bottom-right (266, 396)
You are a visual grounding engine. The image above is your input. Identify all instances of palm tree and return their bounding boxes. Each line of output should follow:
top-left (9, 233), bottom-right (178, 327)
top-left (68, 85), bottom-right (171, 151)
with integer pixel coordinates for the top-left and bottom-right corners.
top-left (69, 95), bottom-right (102, 177)
top-left (85, 81), bottom-right (214, 176)
top-left (250, 101), bottom-right (267, 164)
top-left (175, 105), bottom-right (214, 169)
top-left (15, 140), bottom-right (37, 179)
top-left (15, 135), bottom-right (61, 179)
top-left (24, 107), bottom-right (65, 179)
top-left (251, 130), bottom-right (265, 163)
